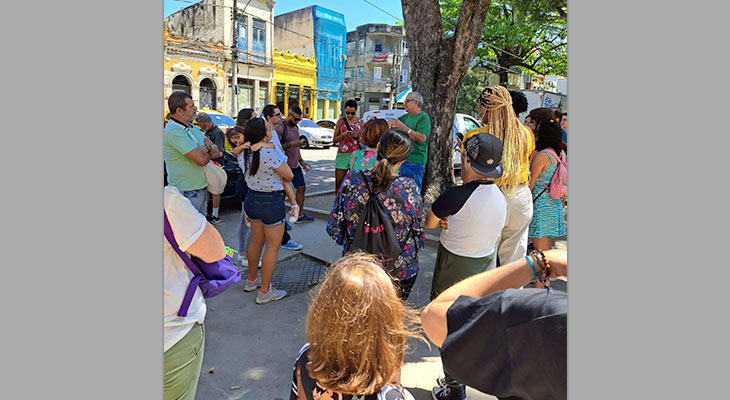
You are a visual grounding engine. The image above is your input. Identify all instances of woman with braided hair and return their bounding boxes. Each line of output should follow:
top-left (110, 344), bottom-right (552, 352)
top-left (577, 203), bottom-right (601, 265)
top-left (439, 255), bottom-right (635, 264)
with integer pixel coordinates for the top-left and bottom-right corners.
top-left (326, 129), bottom-right (425, 300)
top-left (461, 85), bottom-right (535, 268)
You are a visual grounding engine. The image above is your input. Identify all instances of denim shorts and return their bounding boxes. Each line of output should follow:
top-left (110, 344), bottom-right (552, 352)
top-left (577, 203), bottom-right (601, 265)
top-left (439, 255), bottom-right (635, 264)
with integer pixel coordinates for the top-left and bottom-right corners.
top-left (291, 166), bottom-right (306, 188)
top-left (244, 190), bottom-right (286, 227)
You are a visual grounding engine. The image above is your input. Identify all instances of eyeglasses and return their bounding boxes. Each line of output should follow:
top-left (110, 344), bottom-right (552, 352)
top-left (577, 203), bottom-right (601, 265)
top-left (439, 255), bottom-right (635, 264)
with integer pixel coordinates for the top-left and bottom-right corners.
top-left (292, 116), bottom-right (302, 122)
top-left (345, 112), bottom-right (356, 116)
top-left (273, 112), bottom-right (282, 117)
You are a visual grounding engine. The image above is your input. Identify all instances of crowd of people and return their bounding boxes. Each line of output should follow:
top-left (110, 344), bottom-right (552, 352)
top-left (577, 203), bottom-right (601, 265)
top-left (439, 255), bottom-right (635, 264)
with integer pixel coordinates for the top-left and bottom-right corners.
top-left (162, 83), bottom-right (567, 400)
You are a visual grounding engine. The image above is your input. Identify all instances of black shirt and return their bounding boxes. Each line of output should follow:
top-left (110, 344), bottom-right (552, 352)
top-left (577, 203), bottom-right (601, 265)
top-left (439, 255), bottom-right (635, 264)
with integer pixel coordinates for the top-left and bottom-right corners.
top-left (441, 289), bottom-right (567, 400)
top-left (205, 125), bottom-right (226, 162)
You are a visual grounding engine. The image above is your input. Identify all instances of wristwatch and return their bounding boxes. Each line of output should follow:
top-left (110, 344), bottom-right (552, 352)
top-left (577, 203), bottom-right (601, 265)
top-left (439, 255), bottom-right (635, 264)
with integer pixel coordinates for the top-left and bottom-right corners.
top-left (407, 128), bottom-right (412, 135)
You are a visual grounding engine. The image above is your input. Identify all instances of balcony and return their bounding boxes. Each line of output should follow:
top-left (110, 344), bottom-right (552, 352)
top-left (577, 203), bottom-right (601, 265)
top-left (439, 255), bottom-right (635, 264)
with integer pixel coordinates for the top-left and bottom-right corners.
top-left (366, 24), bottom-right (404, 37)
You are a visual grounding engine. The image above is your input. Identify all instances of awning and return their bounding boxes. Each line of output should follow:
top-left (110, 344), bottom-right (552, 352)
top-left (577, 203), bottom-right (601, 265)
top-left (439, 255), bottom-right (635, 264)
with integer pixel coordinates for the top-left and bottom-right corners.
top-left (396, 85), bottom-right (412, 103)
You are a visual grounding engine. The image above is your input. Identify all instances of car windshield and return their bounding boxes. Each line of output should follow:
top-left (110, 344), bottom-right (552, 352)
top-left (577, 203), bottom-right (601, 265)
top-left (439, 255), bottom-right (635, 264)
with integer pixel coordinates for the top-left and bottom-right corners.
top-left (208, 113), bottom-right (236, 127)
top-left (298, 119), bottom-right (319, 128)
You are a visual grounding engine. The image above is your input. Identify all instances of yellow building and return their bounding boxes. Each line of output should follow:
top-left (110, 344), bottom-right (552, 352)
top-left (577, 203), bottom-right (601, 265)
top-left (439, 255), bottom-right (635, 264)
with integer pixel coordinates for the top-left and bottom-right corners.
top-left (164, 29), bottom-right (227, 113)
top-left (273, 50), bottom-right (324, 119)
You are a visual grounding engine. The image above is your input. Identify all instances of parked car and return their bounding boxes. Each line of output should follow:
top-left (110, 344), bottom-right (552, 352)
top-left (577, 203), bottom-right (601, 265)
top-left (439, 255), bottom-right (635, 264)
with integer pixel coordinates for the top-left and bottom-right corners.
top-left (361, 110), bottom-right (481, 171)
top-left (315, 119), bottom-right (338, 131)
top-left (297, 118), bottom-right (334, 148)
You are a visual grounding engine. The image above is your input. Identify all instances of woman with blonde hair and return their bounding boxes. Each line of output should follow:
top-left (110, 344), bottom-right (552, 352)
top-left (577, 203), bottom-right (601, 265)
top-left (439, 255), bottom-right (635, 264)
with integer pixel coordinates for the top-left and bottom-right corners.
top-left (327, 129), bottom-right (425, 300)
top-left (461, 86), bottom-right (535, 268)
top-left (290, 252), bottom-right (420, 400)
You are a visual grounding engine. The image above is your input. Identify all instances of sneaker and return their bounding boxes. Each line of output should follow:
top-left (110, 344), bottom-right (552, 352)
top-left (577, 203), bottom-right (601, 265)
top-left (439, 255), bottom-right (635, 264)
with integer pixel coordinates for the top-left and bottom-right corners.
top-left (243, 274), bottom-right (261, 292)
top-left (431, 385), bottom-right (466, 400)
top-left (295, 214), bottom-right (315, 224)
top-left (436, 373), bottom-right (446, 388)
top-left (256, 285), bottom-right (287, 304)
top-left (237, 255), bottom-right (262, 269)
top-left (280, 239), bottom-right (303, 250)
top-left (208, 215), bottom-right (222, 225)
top-left (285, 221), bottom-right (292, 231)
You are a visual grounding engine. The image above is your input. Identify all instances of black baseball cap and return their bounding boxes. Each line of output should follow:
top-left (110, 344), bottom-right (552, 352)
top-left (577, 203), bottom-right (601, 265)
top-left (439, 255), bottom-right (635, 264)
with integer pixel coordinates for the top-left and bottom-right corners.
top-left (464, 132), bottom-right (503, 178)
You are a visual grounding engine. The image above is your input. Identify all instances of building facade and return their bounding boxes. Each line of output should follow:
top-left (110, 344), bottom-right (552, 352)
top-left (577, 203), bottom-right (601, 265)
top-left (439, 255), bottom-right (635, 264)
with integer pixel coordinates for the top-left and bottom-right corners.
top-left (342, 24), bottom-right (411, 116)
top-left (163, 28), bottom-right (227, 113)
top-left (274, 6), bottom-right (346, 120)
top-left (165, 0), bottom-right (275, 116)
top-left (273, 50), bottom-right (317, 117)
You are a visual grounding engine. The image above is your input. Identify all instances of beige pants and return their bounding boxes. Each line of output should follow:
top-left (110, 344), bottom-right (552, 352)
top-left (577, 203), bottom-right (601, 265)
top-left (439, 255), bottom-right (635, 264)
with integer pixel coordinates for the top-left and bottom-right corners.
top-left (490, 184), bottom-right (534, 269)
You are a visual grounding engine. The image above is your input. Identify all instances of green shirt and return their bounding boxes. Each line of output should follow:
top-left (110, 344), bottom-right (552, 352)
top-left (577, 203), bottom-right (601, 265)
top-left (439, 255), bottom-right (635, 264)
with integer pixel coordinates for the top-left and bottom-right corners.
top-left (164, 120), bottom-right (208, 191)
top-left (399, 111), bottom-right (431, 164)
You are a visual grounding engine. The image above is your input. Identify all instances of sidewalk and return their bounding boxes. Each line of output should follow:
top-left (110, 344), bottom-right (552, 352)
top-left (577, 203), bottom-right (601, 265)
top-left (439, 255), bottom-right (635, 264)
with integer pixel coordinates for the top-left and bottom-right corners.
top-left (197, 208), bottom-right (502, 399)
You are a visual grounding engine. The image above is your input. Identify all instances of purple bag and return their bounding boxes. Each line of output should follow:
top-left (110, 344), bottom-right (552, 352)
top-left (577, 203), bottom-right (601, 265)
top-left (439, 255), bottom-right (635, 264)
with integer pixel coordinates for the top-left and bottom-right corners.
top-left (164, 211), bottom-right (241, 317)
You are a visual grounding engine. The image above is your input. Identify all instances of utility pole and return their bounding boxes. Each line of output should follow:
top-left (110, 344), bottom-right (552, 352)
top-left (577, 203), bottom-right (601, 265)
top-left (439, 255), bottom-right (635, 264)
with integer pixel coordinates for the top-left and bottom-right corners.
top-left (389, 37), bottom-right (402, 110)
top-left (231, 0), bottom-right (238, 116)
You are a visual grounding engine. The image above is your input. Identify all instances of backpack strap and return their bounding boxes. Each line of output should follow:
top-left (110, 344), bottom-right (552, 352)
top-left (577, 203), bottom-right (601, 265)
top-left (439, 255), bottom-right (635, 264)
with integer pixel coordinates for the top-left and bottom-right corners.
top-left (279, 121), bottom-right (288, 143)
top-left (163, 211), bottom-right (203, 317)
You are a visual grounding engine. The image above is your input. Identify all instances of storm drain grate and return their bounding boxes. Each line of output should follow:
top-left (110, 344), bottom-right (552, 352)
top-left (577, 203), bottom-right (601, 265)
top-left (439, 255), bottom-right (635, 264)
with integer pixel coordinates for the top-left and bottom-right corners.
top-left (267, 254), bottom-right (329, 295)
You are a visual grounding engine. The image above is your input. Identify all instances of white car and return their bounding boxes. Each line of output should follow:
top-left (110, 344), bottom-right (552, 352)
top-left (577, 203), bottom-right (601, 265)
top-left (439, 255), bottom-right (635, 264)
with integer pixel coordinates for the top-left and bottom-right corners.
top-left (297, 119), bottom-right (334, 148)
top-left (315, 119), bottom-right (338, 131)
top-left (362, 110), bottom-right (481, 171)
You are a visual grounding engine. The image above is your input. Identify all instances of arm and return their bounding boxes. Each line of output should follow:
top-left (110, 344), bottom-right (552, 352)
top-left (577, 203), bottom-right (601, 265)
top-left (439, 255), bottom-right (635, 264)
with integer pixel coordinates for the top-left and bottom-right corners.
top-left (332, 119), bottom-right (345, 143)
top-left (528, 152), bottom-right (548, 191)
top-left (232, 142), bottom-right (250, 155)
top-left (251, 142), bottom-right (275, 151)
top-left (421, 249), bottom-right (567, 347)
top-left (274, 162), bottom-right (294, 182)
top-left (391, 117), bottom-right (428, 144)
top-left (185, 221), bottom-right (227, 262)
top-left (184, 147), bottom-right (212, 166)
top-left (425, 209), bottom-right (442, 229)
top-left (204, 138), bottom-right (223, 160)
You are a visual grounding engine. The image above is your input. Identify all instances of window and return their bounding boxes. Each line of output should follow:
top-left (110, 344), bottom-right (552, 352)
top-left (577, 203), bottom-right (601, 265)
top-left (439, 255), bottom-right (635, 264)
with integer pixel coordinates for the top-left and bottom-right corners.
top-left (358, 39), bottom-right (365, 54)
top-left (463, 117), bottom-right (480, 132)
top-left (345, 68), bottom-right (354, 81)
top-left (374, 39), bottom-right (383, 52)
top-left (373, 66), bottom-right (382, 82)
top-left (357, 67), bottom-right (363, 81)
top-left (402, 40), bottom-right (408, 55)
top-left (400, 68), bottom-right (408, 84)
top-left (237, 16), bottom-right (248, 61)
top-left (346, 41), bottom-right (355, 56)
top-left (252, 19), bottom-right (266, 63)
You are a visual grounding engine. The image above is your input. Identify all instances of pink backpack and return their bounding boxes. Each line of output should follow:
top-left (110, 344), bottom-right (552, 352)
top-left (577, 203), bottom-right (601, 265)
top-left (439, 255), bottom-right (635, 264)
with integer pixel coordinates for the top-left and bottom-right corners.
top-left (538, 149), bottom-right (567, 200)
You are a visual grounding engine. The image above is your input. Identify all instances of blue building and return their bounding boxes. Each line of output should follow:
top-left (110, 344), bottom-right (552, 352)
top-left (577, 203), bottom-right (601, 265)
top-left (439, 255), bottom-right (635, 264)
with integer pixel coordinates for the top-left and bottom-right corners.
top-left (274, 6), bottom-right (346, 120)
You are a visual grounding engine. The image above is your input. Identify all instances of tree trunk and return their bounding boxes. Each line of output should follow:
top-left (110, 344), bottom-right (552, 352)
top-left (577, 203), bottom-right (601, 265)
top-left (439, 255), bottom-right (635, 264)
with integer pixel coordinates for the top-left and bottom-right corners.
top-left (401, 0), bottom-right (492, 210)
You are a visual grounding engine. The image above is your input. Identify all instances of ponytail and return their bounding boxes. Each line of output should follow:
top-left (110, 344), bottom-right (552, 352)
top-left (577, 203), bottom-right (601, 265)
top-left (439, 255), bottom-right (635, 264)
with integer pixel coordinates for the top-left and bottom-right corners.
top-left (371, 158), bottom-right (394, 193)
top-left (369, 129), bottom-right (412, 192)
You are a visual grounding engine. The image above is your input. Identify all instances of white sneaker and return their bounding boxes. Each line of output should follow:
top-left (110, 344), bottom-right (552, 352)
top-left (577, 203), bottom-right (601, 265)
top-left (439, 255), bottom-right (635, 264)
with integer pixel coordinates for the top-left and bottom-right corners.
top-left (256, 285), bottom-right (287, 304)
top-left (237, 255), bottom-right (261, 268)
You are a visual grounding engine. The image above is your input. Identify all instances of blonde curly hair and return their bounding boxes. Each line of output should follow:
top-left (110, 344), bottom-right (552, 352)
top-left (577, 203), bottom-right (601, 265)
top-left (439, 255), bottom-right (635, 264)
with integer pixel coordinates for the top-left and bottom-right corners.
top-left (304, 252), bottom-right (423, 395)
top-left (478, 85), bottom-right (533, 197)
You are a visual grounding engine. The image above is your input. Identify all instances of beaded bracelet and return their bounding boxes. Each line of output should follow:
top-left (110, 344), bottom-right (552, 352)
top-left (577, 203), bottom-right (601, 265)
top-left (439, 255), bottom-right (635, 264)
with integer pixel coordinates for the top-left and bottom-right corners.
top-left (535, 250), bottom-right (551, 288)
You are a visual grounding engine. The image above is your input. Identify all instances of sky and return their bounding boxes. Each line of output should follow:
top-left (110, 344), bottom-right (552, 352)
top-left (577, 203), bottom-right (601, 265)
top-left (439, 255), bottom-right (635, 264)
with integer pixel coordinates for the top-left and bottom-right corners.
top-left (163, 0), bottom-right (404, 31)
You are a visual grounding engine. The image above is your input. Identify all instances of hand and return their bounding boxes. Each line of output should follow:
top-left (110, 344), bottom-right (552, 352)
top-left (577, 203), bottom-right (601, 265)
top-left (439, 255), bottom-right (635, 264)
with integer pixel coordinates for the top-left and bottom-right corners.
top-left (388, 119), bottom-right (406, 131)
top-left (439, 216), bottom-right (449, 230)
top-left (289, 204), bottom-right (299, 220)
top-left (204, 138), bottom-right (215, 147)
top-left (300, 161), bottom-right (311, 170)
top-left (542, 248), bottom-right (567, 279)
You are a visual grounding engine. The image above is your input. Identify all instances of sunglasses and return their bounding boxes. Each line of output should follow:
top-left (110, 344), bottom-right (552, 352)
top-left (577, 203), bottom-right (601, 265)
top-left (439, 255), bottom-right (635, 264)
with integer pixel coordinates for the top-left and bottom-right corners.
top-left (291, 116), bottom-right (302, 122)
top-left (273, 112), bottom-right (282, 117)
top-left (345, 112), bottom-right (356, 116)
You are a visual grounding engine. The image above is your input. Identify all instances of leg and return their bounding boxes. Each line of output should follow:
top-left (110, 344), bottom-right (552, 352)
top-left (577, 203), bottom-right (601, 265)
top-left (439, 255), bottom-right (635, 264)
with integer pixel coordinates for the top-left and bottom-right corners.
top-left (164, 323), bottom-right (205, 400)
top-left (335, 168), bottom-right (348, 193)
top-left (211, 193), bottom-right (221, 217)
top-left (247, 221), bottom-right (265, 282)
top-left (260, 223), bottom-right (286, 291)
top-left (296, 186), bottom-right (305, 216)
top-left (532, 236), bottom-right (552, 252)
top-left (497, 185), bottom-right (534, 265)
top-left (238, 203), bottom-right (249, 258)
